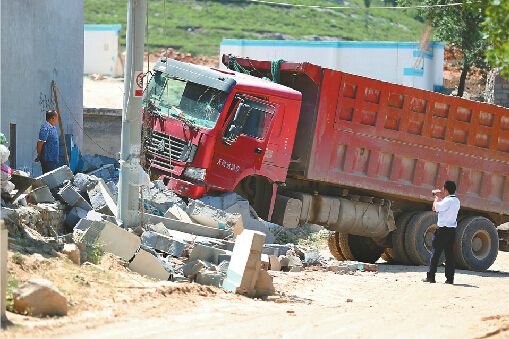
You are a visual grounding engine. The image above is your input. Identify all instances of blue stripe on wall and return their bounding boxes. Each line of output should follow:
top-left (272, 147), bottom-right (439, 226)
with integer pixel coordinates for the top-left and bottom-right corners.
top-left (85, 24), bottom-right (122, 32)
top-left (403, 68), bottom-right (424, 77)
top-left (221, 39), bottom-right (445, 50)
top-left (413, 50), bottom-right (434, 60)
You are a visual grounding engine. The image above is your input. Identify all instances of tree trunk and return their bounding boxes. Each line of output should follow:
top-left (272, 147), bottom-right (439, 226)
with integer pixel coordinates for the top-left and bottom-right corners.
top-left (457, 58), bottom-right (470, 97)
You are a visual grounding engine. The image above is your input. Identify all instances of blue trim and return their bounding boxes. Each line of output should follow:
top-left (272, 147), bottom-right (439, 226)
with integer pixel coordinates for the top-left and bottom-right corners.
top-left (413, 50), bottom-right (434, 60)
top-left (403, 68), bottom-right (424, 77)
top-left (433, 85), bottom-right (445, 92)
top-left (85, 24), bottom-right (122, 32)
top-left (221, 39), bottom-right (445, 50)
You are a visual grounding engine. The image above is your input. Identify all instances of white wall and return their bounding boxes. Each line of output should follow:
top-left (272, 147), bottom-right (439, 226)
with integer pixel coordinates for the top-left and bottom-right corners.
top-left (220, 40), bottom-right (445, 92)
top-left (1, 0), bottom-right (84, 175)
top-left (84, 24), bottom-right (122, 77)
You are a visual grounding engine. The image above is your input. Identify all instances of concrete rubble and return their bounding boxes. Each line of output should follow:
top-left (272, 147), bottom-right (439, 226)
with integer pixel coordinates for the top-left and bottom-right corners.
top-left (2, 154), bottom-right (379, 305)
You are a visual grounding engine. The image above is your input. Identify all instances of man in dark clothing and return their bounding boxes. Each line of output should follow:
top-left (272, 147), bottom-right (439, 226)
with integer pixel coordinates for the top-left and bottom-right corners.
top-left (423, 180), bottom-right (461, 284)
top-left (37, 110), bottom-right (60, 173)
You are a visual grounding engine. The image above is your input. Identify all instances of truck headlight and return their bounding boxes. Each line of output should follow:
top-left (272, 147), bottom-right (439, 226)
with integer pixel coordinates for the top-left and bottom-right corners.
top-left (183, 167), bottom-right (206, 181)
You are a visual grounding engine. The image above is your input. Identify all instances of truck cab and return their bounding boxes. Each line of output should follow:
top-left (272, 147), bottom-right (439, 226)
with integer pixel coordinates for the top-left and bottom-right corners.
top-left (141, 58), bottom-right (301, 201)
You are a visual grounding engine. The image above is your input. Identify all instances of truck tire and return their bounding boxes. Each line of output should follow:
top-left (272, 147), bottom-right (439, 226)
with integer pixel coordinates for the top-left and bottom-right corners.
top-left (339, 233), bottom-right (383, 263)
top-left (391, 212), bottom-right (416, 265)
top-left (454, 216), bottom-right (499, 271)
top-left (327, 231), bottom-right (346, 261)
top-left (405, 211), bottom-right (444, 266)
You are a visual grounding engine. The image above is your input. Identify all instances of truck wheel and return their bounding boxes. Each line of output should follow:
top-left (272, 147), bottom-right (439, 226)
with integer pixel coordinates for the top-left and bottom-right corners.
top-left (454, 216), bottom-right (499, 271)
top-left (339, 233), bottom-right (383, 263)
top-left (327, 231), bottom-right (346, 261)
top-left (405, 211), bottom-right (444, 266)
top-left (391, 212), bottom-right (416, 265)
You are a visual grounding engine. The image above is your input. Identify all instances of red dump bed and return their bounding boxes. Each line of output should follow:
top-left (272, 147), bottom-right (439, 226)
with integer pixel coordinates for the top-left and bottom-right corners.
top-left (223, 56), bottom-right (509, 216)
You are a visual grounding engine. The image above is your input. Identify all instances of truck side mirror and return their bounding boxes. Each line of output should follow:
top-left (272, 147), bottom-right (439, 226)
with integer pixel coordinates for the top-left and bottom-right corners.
top-left (223, 103), bottom-right (250, 145)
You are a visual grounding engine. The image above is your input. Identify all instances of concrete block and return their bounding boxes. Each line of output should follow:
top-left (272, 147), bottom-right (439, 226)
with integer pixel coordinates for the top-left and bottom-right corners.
top-left (222, 230), bottom-right (265, 295)
top-left (261, 254), bottom-right (270, 271)
top-left (129, 249), bottom-right (171, 281)
top-left (57, 184), bottom-right (92, 211)
top-left (87, 164), bottom-right (115, 182)
top-left (262, 244), bottom-right (291, 257)
top-left (1, 221), bottom-right (7, 322)
top-left (142, 213), bottom-right (226, 239)
top-left (165, 205), bottom-right (193, 223)
top-left (254, 269), bottom-right (275, 297)
top-left (268, 255), bottom-right (281, 271)
top-left (36, 165), bottom-right (73, 190)
top-left (141, 231), bottom-right (186, 257)
top-left (189, 244), bottom-right (231, 265)
top-left (271, 195), bottom-right (302, 228)
top-left (287, 255), bottom-right (303, 268)
top-left (187, 199), bottom-right (243, 235)
top-left (278, 255), bottom-right (290, 268)
top-left (79, 221), bottom-right (141, 261)
top-left (65, 207), bottom-right (88, 229)
top-left (182, 260), bottom-right (213, 278)
top-left (27, 186), bottom-right (55, 204)
top-left (196, 271), bottom-right (223, 287)
top-left (87, 178), bottom-right (117, 216)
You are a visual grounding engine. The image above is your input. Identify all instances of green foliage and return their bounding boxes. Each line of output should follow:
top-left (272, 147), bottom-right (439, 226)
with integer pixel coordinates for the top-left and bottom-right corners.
top-left (401, 0), bottom-right (489, 96)
top-left (6, 275), bottom-right (21, 312)
top-left (85, 0), bottom-right (425, 56)
top-left (86, 245), bottom-right (103, 265)
top-left (484, 0), bottom-right (509, 78)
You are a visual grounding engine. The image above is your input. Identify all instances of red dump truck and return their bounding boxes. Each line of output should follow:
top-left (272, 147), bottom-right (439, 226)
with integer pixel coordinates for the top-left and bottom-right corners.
top-left (141, 55), bottom-right (509, 271)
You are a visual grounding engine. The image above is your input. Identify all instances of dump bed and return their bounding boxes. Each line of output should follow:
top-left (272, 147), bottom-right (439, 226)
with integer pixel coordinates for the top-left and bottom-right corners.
top-left (223, 56), bottom-right (509, 216)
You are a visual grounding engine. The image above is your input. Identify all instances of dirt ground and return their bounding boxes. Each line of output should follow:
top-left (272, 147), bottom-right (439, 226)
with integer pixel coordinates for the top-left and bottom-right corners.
top-left (3, 247), bottom-right (509, 338)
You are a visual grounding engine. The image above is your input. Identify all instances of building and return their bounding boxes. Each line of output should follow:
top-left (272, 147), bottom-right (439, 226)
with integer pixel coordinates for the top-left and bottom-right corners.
top-left (0, 0), bottom-right (84, 175)
top-left (84, 24), bottom-right (123, 77)
top-left (220, 39), bottom-right (445, 92)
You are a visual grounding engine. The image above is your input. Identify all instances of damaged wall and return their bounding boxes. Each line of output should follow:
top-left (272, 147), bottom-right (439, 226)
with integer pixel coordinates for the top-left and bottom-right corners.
top-left (82, 108), bottom-right (121, 157)
top-left (0, 0), bottom-right (84, 174)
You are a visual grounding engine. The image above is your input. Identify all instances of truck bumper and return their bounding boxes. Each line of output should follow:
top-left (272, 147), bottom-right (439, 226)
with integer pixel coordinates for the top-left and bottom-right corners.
top-left (164, 176), bottom-right (208, 199)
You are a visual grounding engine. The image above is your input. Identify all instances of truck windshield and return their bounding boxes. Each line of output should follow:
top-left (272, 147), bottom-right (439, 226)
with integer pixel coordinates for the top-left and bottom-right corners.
top-left (144, 72), bottom-right (228, 129)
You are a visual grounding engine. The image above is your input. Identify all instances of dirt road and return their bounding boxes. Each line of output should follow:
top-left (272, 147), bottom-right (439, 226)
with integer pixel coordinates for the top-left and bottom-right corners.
top-left (7, 252), bottom-right (508, 339)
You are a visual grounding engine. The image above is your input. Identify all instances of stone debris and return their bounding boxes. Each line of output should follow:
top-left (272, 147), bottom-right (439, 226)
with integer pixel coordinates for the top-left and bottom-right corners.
top-left (62, 243), bottom-right (81, 265)
top-left (223, 230), bottom-right (265, 296)
top-left (165, 205), bottom-right (193, 223)
top-left (27, 186), bottom-right (55, 204)
top-left (36, 165), bottom-right (73, 190)
top-left (58, 183), bottom-right (92, 211)
top-left (129, 249), bottom-right (172, 281)
top-left (13, 278), bottom-right (68, 317)
top-left (87, 178), bottom-right (117, 216)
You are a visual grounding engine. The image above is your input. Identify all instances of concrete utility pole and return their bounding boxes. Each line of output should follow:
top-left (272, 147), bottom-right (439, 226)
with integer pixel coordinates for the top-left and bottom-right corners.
top-left (117, 0), bottom-right (147, 227)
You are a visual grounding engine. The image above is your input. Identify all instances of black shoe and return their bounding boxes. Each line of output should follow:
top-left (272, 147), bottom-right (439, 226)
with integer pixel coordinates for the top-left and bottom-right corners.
top-left (422, 278), bottom-right (436, 283)
top-left (445, 280), bottom-right (454, 284)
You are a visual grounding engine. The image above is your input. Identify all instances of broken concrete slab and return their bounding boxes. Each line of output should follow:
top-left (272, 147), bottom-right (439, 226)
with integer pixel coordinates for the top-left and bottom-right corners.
top-left (36, 166), bottom-right (73, 190)
top-left (222, 230), bottom-right (265, 295)
top-left (189, 244), bottom-right (231, 265)
top-left (78, 221), bottom-right (140, 261)
top-left (142, 213), bottom-right (226, 239)
top-left (145, 223), bottom-right (227, 249)
top-left (196, 271), bottom-right (223, 287)
top-left (73, 173), bottom-right (95, 193)
top-left (141, 231), bottom-right (186, 257)
top-left (254, 269), bottom-right (275, 297)
top-left (13, 278), bottom-right (68, 317)
top-left (165, 205), bottom-right (193, 223)
top-left (287, 255), bottom-right (303, 268)
top-left (129, 249), bottom-right (171, 281)
top-left (27, 186), bottom-right (55, 204)
top-left (57, 184), bottom-right (92, 211)
top-left (182, 260), bottom-right (213, 279)
top-left (187, 199), bottom-right (243, 235)
top-left (87, 164), bottom-right (115, 182)
top-left (262, 244), bottom-right (291, 257)
top-left (87, 178), bottom-right (117, 216)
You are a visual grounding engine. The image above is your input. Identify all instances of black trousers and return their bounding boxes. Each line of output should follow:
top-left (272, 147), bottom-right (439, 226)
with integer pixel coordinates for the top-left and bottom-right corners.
top-left (428, 227), bottom-right (455, 281)
top-left (40, 159), bottom-right (58, 174)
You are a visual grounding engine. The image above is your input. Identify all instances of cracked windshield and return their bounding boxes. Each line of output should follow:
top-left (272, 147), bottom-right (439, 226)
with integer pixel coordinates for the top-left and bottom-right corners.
top-left (145, 72), bottom-right (228, 129)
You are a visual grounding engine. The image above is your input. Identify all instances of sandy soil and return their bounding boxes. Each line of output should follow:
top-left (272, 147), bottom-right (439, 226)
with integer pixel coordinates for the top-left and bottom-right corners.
top-left (4, 249), bottom-right (509, 338)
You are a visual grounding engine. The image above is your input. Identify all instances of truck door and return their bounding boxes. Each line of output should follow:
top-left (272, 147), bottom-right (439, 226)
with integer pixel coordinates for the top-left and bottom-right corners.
top-left (208, 94), bottom-right (275, 190)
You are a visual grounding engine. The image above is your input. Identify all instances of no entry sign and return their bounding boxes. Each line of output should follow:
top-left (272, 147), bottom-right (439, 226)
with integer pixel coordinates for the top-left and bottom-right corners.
top-left (134, 71), bottom-right (143, 97)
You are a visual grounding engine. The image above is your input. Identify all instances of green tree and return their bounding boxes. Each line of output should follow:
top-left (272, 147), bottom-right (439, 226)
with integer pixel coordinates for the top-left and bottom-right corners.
top-left (484, 0), bottom-right (509, 78)
top-left (400, 0), bottom-right (489, 97)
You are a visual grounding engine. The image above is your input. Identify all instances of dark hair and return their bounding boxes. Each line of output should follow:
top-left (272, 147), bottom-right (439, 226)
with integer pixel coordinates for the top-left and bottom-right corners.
top-left (443, 180), bottom-right (456, 194)
top-left (46, 110), bottom-right (57, 121)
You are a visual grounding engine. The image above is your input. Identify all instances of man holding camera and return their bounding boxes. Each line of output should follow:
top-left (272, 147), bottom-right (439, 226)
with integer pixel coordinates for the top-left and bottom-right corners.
top-left (423, 180), bottom-right (460, 284)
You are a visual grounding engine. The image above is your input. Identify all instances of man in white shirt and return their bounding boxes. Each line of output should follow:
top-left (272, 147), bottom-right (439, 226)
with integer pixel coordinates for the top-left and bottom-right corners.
top-left (423, 180), bottom-right (460, 284)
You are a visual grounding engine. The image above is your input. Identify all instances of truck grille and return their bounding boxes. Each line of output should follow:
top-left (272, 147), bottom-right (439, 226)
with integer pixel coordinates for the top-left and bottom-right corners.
top-left (146, 131), bottom-right (188, 162)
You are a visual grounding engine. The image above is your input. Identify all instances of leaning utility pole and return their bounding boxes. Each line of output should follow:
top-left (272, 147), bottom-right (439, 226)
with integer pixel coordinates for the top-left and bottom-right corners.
top-left (117, 0), bottom-right (147, 227)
